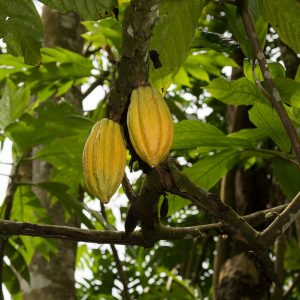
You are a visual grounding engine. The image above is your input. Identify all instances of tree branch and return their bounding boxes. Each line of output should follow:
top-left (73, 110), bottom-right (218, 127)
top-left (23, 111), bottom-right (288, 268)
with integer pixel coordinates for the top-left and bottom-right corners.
top-left (0, 204), bottom-right (287, 245)
top-left (159, 160), bottom-right (279, 284)
top-left (237, 0), bottom-right (300, 164)
top-left (260, 192), bottom-right (300, 247)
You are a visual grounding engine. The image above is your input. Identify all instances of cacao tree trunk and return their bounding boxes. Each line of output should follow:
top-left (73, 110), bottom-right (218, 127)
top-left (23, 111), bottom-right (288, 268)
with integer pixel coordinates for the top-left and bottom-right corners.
top-left (21, 7), bottom-right (83, 300)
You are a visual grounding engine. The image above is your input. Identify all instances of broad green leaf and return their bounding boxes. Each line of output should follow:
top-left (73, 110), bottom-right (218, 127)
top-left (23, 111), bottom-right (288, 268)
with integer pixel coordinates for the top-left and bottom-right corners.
top-left (5, 101), bottom-right (92, 153)
top-left (0, 0), bottom-right (43, 65)
top-left (3, 263), bottom-right (20, 295)
top-left (180, 51), bottom-right (238, 84)
top-left (173, 66), bottom-right (192, 88)
top-left (225, 2), bottom-right (267, 58)
top-left (274, 78), bottom-right (300, 108)
top-left (260, 0), bottom-right (300, 53)
top-left (173, 120), bottom-right (252, 150)
top-left (184, 62), bottom-right (210, 83)
top-left (6, 241), bottom-right (30, 283)
top-left (273, 159), bottom-right (300, 200)
top-left (0, 54), bottom-right (35, 81)
top-left (0, 79), bottom-right (30, 130)
top-left (228, 128), bottom-right (268, 143)
top-left (243, 60), bottom-right (286, 83)
top-left (38, 0), bottom-right (117, 20)
top-left (149, 0), bottom-right (205, 91)
top-left (206, 77), bottom-right (265, 105)
top-left (184, 149), bottom-right (240, 190)
top-left (249, 102), bottom-right (291, 153)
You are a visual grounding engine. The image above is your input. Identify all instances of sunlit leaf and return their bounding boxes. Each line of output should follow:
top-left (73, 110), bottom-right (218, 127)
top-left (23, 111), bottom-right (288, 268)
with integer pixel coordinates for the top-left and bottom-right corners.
top-left (249, 102), bottom-right (291, 153)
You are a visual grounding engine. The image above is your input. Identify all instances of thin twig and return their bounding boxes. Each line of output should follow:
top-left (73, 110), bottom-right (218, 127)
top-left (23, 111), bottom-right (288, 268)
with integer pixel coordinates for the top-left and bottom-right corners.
top-left (122, 175), bottom-right (139, 204)
top-left (237, 0), bottom-right (300, 164)
top-left (81, 76), bottom-right (106, 101)
top-left (0, 173), bottom-right (12, 178)
top-left (260, 192), bottom-right (300, 247)
top-left (0, 162), bottom-right (13, 166)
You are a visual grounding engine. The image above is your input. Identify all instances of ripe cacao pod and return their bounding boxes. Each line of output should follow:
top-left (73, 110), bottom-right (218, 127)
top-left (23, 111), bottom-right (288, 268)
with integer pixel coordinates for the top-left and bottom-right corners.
top-left (82, 118), bottom-right (127, 203)
top-left (127, 86), bottom-right (173, 167)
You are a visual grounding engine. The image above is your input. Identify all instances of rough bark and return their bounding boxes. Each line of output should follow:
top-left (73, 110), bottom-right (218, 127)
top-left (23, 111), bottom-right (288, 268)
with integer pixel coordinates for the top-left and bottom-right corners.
top-left (21, 7), bottom-right (83, 300)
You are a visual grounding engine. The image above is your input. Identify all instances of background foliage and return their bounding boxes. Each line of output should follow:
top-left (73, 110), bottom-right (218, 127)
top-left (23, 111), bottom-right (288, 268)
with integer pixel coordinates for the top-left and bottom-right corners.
top-left (0, 0), bottom-right (300, 299)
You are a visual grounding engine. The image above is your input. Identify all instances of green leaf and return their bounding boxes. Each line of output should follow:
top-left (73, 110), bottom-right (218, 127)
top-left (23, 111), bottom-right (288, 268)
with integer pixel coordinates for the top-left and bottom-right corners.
top-left (274, 78), bottom-right (300, 108)
top-left (6, 241), bottom-right (30, 283)
top-left (0, 79), bottom-right (30, 130)
top-left (3, 262), bottom-right (20, 295)
top-left (0, 54), bottom-right (35, 81)
top-left (260, 0), bottom-right (300, 53)
top-left (0, 0), bottom-right (43, 65)
top-left (243, 60), bottom-right (286, 83)
top-left (35, 134), bottom-right (87, 192)
top-left (149, 0), bottom-right (205, 91)
top-left (249, 102), bottom-right (291, 153)
top-left (184, 150), bottom-right (240, 190)
top-left (273, 159), bottom-right (300, 200)
top-left (181, 51), bottom-right (238, 83)
top-left (6, 101), bottom-right (92, 153)
top-left (206, 77), bottom-right (265, 105)
top-left (173, 66), bottom-right (192, 88)
top-left (174, 120), bottom-right (224, 149)
top-left (173, 120), bottom-right (252, 150)
top-left (38, 0), bottom-right (118, 20)
top-left (228, 128), bottom-right (268, 143)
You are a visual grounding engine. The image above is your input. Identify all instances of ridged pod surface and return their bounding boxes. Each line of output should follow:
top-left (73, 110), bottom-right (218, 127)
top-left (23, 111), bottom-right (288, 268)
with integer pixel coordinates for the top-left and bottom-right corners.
top-left (82, 118), bottom-right (126, 203)
top-left (127, 86), bottom-right (174, 167)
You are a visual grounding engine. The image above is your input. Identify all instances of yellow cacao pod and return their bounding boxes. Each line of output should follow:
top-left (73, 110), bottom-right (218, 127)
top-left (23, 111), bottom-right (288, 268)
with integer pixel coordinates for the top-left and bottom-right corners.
top-left (82, 118), bottom-right (126, 203)
top-left (127, 86), bottom-right (173, 167)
